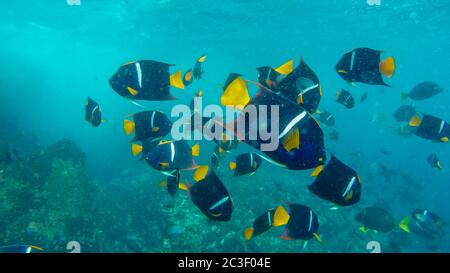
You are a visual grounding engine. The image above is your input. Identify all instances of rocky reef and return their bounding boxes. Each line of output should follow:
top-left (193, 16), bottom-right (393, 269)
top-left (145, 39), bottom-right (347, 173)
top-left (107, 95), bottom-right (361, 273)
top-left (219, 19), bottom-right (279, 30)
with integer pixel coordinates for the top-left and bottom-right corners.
top-left (0, 131), bottom-right (98, 252)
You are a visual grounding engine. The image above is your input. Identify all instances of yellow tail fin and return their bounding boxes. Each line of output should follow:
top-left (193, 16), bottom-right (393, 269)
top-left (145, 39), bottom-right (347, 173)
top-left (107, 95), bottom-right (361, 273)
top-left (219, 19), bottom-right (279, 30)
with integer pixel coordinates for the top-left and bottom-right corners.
top-left (379, 56), bottom-right (395, 78)
top-left (399, 216), bottom-right (411, 233)
top-left (131, 144), bottom-right (143, 157)
top-left (244, 227), bottom-right (254, 241)
top-left (274, 59), bottom-right (294, 76)
top-left (123, 119), bottom-right (135, 135)
top-left (170, 69), bottom-right (185, 89)
top-left (220, 76), bottom-right (250, 110)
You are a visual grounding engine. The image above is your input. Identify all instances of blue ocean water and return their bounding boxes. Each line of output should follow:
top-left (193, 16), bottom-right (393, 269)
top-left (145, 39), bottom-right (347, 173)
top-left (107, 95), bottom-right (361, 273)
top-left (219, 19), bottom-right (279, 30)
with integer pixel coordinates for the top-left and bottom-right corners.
top-left (0, 0), bottom-right (449, 253)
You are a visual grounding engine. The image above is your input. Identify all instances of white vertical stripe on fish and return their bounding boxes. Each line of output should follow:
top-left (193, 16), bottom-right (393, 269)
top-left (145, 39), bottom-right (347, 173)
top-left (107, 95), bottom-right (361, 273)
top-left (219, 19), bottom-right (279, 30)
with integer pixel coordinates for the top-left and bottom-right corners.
top-left (438, 120), bottom-right (445, 134)
top-left (136, 62), bottom-right (142, 89)
top-left (170, 142), bottom-right (175, 162)
top-left (151, 111), bottom-right (156, 128)
top-left (91, 105), bottom-right (99, 121)
top-left (342, 176), bottom-right (356, 197)
top-left (250, 153), bottom-right (253, 168)
top-left (267, 210), bottom-right (272, 225)
top-left (279, 111), bottom-right (307, 139)
top-left (350, 51), bottom-right (356, 71)
top-left (307, 210), bottom-right (313, 232)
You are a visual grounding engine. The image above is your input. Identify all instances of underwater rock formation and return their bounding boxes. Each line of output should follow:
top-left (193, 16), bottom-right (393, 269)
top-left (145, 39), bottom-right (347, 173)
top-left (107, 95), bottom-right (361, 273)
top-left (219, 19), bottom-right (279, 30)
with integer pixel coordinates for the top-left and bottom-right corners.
top-left (0, 134), bottom-right (97, 252)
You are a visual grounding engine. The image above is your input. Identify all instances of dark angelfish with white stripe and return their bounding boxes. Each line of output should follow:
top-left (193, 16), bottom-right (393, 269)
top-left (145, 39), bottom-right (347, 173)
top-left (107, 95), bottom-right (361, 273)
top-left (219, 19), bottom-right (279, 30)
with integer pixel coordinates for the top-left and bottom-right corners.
top-left (186, 166), bottom-right (233, 221)
top-left (193, 55), bottom-right (207, 80)
top-left (308, 155), bottom-right (361, 206)
top-left (336, 89), bottom-right (355, 109)
top-left (144, 140), bottom-right (199, 174)
top-left (277, 58), bottom-right (323, 113)
top-left (229, 152), bottom-right (262, 176)
top-left (408, 112), bottom-right (450, 143)
top-left (109, 60), bottom-right (185, 101)
top-left (315, 109), bottom-right (335, 127)
top-left (84, 97), bottom-right (103, 127)
top-left (123, 110), bottom-right (172, 142)
top-left (335, 47), bottom-right (395, 86)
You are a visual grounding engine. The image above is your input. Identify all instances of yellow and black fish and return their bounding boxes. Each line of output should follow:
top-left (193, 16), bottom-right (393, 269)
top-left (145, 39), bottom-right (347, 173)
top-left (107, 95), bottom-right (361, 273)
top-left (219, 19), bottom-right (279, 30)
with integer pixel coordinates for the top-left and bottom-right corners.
top-left (144, 140), bottom-right (199, 173)
top-left (316, 110), bottom-right (335, 127)
top-left (160, 170), bottom-right (188, 197)
top-left (124, 111), bottom-right (172, 142)
top-left (183, 69), bottom-right (194, 87)
top-left (84, 97), bottom-right (103, 127)
top-left (229, 153), bottom-right (262, 176)
top-left (408, 112), bottom-right (449, 143)
top-left (336, 89), bottom-right (355, 109)
top-left (187, 166), bottom-right (233, 221)
top-left (427, 153), bottom-right (442, 170)
top-left (244, 207), bottom-right (278, 240)
top-left (277, 58), bottom-right (322, 113)
top-left (279, 203), bottom-right (320, 241)
top-left (109, 60), bottom-right (184, 101)
top-left (335, 47), bottom-right (395, 86)
top-left (308, 155), bottom-right (361, 206)
top-left (193, 54), bottom-right (207, 80)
